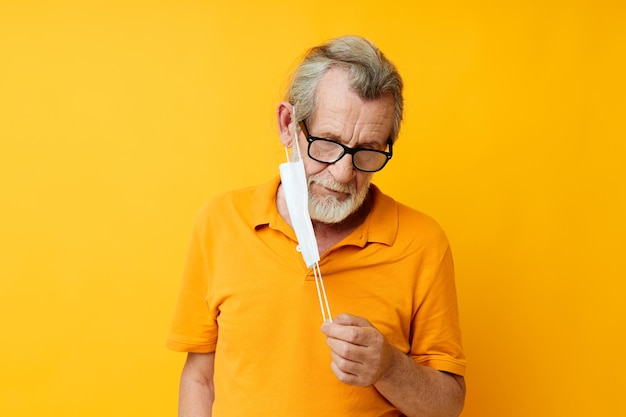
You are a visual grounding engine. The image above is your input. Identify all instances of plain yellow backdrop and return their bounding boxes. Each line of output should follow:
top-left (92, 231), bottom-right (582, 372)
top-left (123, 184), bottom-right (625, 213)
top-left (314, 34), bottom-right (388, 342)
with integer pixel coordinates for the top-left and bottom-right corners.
top-left (1, 1), bottom-right (624, 416)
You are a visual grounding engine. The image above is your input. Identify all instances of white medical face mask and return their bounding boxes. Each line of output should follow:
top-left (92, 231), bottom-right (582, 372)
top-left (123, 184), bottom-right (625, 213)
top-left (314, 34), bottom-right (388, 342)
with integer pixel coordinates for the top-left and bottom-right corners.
top-left (278, 108), bottom-right (332, 322)
top-left (279, 116), bottom-right (320, 268)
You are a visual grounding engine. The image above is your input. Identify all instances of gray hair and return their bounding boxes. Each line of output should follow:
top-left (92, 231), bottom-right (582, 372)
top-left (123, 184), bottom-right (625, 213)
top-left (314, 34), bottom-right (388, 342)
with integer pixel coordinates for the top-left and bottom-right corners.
top-left (285, 35), bottom-right (404, 142)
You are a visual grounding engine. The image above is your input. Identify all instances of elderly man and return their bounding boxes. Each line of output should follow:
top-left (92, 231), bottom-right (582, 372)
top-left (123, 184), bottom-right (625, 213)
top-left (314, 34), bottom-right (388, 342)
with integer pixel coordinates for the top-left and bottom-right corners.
top-left (168, 35), bottom-right (466, 417)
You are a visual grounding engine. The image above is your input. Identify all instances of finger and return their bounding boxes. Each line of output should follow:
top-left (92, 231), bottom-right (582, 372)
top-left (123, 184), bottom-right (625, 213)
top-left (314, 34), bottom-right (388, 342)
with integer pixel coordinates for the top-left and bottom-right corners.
top-left (332, 313), bottom-right (372, 327)
top-left (329, 348), bottom-right (362, 370)
top-left (330, 361), bottom-right (362, 386)
top-left (325, 334), bottom-right (367, 360)
top-left (329, 351), bottom-right (375, 387)
top-left (322, 322), bottom-right (369, 346)
top-left (321, 313), bottom-right (373, 343)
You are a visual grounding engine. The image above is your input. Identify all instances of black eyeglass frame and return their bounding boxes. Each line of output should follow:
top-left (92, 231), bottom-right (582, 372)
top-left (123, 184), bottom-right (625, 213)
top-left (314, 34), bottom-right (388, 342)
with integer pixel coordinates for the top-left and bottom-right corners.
top-left (298, 121), bottom-right (393, 173)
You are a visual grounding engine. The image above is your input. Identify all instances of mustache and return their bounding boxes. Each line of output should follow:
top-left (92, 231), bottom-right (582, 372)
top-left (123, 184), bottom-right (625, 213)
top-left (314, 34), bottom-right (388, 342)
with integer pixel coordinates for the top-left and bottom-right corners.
top-left (308, 175), bottom-right (356, 194)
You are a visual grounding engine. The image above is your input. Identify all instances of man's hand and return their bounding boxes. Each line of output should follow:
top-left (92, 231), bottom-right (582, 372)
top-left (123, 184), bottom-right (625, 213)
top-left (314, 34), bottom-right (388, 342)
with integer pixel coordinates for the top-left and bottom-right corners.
top-left (321, 313), bottom-right (465, 417)
top-left (320, 313), bottom-right (394, 386)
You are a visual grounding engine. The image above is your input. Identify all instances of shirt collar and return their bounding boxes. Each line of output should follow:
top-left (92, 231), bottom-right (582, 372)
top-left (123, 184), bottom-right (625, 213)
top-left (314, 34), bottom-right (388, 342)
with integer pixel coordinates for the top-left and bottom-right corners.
top-left (252, 176), bottom-right (398, 247)
top-left (340, 184), bottom-right (398, 247)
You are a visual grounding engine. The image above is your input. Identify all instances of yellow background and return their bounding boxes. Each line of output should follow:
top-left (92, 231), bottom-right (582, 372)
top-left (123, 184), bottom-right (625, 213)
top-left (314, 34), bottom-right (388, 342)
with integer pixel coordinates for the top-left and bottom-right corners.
top-left (1, 1), bottom-right (624, 416)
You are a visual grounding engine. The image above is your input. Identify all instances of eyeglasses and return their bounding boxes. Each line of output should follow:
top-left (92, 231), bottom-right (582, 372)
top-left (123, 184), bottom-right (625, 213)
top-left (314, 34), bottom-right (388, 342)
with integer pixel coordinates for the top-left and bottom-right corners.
top-left (298, 121), bottom-right (393, 173)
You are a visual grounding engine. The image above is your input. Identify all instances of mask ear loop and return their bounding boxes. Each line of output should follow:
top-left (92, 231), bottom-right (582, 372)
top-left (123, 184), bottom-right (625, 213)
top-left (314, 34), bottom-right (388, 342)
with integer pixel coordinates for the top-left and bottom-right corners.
top-left (292, 108), bottom-right (302, 161)
top-left (313, 261), bottom-right (332, 323)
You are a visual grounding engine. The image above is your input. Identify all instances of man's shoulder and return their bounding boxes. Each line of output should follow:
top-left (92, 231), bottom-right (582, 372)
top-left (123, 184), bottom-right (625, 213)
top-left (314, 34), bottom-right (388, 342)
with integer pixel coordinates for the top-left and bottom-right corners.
top-left (370, 185), bottom-right (449, 244)
top-left (371, 185), bottom-right (442, 225)
top-left (396, 199), bottom-right (442, 229)
top-left (193, 178), bottom-right (277, 228)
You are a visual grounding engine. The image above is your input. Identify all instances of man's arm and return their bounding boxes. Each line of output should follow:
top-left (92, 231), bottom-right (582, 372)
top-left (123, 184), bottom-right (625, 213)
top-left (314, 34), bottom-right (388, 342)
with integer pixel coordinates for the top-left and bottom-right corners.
top-left (321, 314), bottom-right (465, 417)
top-left (178, 352), bottom-right (215, 417)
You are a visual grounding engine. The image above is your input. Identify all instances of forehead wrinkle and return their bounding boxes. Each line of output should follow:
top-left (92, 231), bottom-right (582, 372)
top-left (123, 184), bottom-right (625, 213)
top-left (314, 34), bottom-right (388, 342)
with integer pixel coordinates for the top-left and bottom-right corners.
top-left (310, 75), bottom-right (394, 148)
top-left (312, 108), bottom-right (393, 149)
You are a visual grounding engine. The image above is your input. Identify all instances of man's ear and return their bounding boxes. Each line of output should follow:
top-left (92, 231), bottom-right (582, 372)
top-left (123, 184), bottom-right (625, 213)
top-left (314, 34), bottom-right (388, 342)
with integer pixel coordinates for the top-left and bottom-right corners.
top-left (277, 101), bottom-right (295, 148)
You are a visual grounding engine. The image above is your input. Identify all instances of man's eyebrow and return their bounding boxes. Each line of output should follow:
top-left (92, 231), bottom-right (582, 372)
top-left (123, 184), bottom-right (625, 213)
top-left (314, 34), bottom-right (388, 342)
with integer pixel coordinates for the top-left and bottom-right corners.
top-left (328, 136), bottom-right (385, 150)
top-left (307, 126), bottom-right (387, 149)
top-left (310, 129), bottom-right (340, 140)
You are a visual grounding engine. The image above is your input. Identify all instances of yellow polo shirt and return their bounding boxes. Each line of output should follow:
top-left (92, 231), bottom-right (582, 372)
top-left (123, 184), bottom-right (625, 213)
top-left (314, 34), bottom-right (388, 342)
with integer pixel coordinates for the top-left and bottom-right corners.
top-left (167, 177), bottom-right (466, 417)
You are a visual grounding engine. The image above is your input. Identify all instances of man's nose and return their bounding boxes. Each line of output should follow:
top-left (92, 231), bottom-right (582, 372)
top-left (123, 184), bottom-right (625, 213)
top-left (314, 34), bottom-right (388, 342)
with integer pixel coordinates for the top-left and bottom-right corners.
top-left (327, 153), bottom-right (356, 183)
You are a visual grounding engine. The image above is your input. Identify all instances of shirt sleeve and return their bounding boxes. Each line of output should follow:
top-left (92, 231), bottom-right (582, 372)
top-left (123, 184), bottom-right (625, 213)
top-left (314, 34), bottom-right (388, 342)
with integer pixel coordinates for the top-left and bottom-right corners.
top-left (166, 209), bottom-right (219, 353)
top-left (409, 239), bottom-right (466, 376)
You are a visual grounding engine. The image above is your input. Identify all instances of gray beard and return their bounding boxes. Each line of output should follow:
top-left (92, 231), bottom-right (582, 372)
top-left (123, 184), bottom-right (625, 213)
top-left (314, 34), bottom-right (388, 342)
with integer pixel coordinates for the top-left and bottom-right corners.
top-left (307, 175), bottom-right (372, 224)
